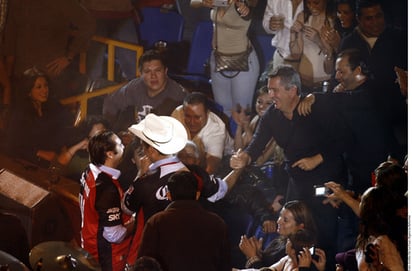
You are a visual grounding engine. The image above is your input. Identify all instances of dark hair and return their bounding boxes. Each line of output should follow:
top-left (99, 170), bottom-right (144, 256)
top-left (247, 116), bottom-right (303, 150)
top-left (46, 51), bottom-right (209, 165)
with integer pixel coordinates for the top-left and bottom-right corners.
top-left (289, 229), bottom-right (317, 256)
top-left (374, 161), bottom-right (407, 209)
top-left (183, 92), bottom-right (209, 111)
top-left (337, 48), bottom-right (371, 77)
top-left (138, 49), bottom-right (167, 71)
top-left (303, 0), bottom-right (335, 24)
top-left (356, 186), bottom-right (398, 250)
top-left (133, 256), bottom-right (163, 271)
top-left (167, 171), bottom-right (198, 200)
top-left (336, 0), bottom-right (356, 14)
top-left (256, 85), bottom-right (270, 96)
top-left (375, 162), bottom-right (407, 190)
top-left (335, 0), bottom-right (357, 32)
top-left (263, 201), bottom-right (317, 260)
top-left (283, 200), bottom-right (317, 236)
top-left (20, 66), bottom-right (49, 94)
top-left (268, 65), bottom-right (302, 95)
top-left (74, 115), bottom-right (111, 139)
top-left (355, 0), bottom-right (382, 17)
top-left (88, 130), bottom-right (117, 165)
top-left (85, 115), bottom-right (111, 132)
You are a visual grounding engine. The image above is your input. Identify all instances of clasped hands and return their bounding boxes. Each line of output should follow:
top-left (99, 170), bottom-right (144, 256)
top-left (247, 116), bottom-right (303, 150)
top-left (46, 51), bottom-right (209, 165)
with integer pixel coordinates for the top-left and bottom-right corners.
top-left (230, 149), bottom-right (322, 171)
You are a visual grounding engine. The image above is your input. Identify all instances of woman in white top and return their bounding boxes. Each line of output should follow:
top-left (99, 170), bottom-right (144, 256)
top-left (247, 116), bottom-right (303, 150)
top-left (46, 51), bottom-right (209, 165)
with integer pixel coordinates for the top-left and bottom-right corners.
top-left (289, 0), bottom-right (336, 92)
top-left (262, 0), bottom-right (303, 70)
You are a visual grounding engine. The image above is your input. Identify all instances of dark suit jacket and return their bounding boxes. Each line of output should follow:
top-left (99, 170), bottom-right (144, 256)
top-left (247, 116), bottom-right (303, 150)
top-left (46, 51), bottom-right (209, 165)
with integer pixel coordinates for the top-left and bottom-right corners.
top-left (138, 200), bottom-right (231, 271)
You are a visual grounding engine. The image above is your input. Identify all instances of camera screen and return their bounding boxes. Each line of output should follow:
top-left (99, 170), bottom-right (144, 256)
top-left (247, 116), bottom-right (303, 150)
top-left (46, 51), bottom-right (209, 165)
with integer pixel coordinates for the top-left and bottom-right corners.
top-left (315, 186), bottom-right (326, 195)
top-left (309, 246), bottom-right (315, 255)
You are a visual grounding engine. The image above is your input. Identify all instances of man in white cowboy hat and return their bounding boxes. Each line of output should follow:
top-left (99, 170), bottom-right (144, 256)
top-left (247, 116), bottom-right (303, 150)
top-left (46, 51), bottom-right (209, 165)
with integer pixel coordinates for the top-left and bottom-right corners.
top-left (121, 113), bottom-right (188, 266)
top-left (122, 113), bottom-right (241, 267)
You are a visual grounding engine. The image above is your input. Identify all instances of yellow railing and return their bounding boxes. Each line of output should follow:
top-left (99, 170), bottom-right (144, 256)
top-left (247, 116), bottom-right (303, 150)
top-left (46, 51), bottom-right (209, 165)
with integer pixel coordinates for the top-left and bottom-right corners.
top-left (61, 36), bottom-right (143, 125)
top-left (60, 83), bottom-right (126, 126)
top-left (79, 35), bottom-right (144, 80)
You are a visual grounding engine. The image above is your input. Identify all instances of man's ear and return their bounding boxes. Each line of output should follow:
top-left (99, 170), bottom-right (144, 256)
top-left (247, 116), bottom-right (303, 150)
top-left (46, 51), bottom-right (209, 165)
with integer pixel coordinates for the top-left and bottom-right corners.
top-left (106, 150), bottom-right (114, 160)
top-left (195, 191), bottom-right (200, 200)
top-left (354, 65), bottom-right (362, 75)
top-left (288, 85), bottom-right (298, 97)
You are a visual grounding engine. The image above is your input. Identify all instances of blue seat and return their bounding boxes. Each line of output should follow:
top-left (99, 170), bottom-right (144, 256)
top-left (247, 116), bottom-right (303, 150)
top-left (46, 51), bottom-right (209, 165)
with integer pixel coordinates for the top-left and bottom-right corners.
top-left (169, 20), bottom-right (213, 85)
top-left (185, 20), bottom-right (213, 78)
top-left (253, 34), bottom-right (276, 72)
top-left (138, 8), bottom-right (185, 49)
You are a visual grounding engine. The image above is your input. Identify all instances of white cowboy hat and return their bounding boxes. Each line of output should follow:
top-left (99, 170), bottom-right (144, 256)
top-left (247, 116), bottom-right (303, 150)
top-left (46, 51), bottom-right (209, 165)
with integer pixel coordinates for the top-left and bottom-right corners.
top-left (128, 113), bottom-right (188, 155)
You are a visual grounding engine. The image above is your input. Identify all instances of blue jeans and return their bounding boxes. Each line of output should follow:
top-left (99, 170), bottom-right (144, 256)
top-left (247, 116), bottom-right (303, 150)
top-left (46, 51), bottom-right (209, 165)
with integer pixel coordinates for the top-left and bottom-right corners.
top-left (210, 48), bottom-right (260, 117)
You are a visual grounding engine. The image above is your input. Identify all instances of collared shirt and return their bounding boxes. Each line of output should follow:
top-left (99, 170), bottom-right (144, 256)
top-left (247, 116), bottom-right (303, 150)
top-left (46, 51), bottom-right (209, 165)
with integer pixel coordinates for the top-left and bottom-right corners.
top-left (245, 100), bottom-right (351, 199)
top-left (99, 164), bottom-right (121, 179)
top-left (80, 163), bottom-right (131, 271)
top-left (148, 156), bottom-right (185, 178)
top-left (172, 106), bottom-right (234, 159)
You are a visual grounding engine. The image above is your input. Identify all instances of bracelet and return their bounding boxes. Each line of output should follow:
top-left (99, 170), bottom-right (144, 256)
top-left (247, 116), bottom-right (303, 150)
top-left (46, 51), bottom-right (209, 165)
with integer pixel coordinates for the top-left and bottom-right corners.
top-left (245, 255), bottom-right (261, 268)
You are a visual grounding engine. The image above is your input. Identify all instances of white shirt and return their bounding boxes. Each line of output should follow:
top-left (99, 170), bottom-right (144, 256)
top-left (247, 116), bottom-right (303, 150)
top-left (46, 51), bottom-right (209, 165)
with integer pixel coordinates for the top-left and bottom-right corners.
top-left (196, 111), bottom-right (233, 158)
top-left (172, 106), bottom-right (234, 159)
top-left (262, 0), bottom-right (303, 58)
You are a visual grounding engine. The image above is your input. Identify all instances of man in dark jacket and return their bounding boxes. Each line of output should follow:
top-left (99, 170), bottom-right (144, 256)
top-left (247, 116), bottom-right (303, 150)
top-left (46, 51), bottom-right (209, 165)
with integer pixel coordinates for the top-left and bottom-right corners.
top-left (339, 0), bottom-right (407, 157)
top-left (137, 171), bottom-right (231, 271)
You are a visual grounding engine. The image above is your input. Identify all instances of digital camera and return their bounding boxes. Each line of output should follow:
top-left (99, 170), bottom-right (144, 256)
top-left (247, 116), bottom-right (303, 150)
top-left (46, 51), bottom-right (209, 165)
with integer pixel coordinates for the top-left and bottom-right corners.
top-left (313, 185), bottom-right (331, 197)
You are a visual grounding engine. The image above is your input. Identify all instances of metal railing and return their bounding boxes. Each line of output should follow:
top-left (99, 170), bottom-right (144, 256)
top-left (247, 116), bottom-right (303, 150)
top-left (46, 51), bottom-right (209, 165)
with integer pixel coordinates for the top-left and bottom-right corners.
top-left (60, 36), bottom-right (143, 125)
top-left (79, 36), bottom-right (144, 80)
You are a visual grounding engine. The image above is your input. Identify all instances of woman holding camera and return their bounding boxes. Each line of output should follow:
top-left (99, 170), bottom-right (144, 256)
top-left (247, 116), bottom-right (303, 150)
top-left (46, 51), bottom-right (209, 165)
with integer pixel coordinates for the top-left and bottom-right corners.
top-left (238, 200), bottom-right (318, 269)
top-left (235, 228), bottom-right (327, 271)
top-left (200, 0), bottom-right (260, 117)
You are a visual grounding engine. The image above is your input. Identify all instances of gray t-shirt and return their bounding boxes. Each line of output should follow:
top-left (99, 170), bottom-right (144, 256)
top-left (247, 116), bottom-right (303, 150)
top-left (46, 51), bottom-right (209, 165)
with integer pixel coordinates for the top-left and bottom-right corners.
top-left (103, 77), bottom-right (187, 131)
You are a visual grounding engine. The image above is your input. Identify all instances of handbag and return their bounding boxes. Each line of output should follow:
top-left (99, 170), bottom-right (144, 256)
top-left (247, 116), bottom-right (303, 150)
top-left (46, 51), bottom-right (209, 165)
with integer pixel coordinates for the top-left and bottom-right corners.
top-left (213, 4), bottom-right (251, 78)
top-left (214, 47), bottom-right (251, 73)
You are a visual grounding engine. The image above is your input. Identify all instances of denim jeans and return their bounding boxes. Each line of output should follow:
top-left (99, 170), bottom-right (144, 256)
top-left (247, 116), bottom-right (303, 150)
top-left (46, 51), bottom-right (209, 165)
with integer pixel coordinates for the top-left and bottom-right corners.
top-left (210, 47), bottom-right (260, 117)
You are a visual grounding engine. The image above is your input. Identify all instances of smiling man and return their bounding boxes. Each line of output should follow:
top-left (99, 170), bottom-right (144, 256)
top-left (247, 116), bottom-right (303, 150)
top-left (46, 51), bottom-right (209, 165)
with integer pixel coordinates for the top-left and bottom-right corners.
top-left (171, 92), bottom-right (234, 175)
top-left (298, 48), bottom-right (402, 197)
top-left (230, 65), bottom-right (352, 270)
top-left (103, 49), bottom-right (187, 131)
top-left (338, 0), bottom-right (407, 156)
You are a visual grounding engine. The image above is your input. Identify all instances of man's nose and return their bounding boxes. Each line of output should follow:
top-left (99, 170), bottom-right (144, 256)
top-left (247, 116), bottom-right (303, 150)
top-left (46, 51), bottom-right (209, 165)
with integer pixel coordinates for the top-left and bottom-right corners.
top-left (188, 118), bottom-right (195, 125)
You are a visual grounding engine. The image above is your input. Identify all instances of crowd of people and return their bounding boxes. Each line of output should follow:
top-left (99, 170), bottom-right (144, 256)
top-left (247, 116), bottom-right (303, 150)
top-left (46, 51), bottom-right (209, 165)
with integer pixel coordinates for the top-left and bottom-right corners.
top-left (0, 0), bottom-right (407, 271)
